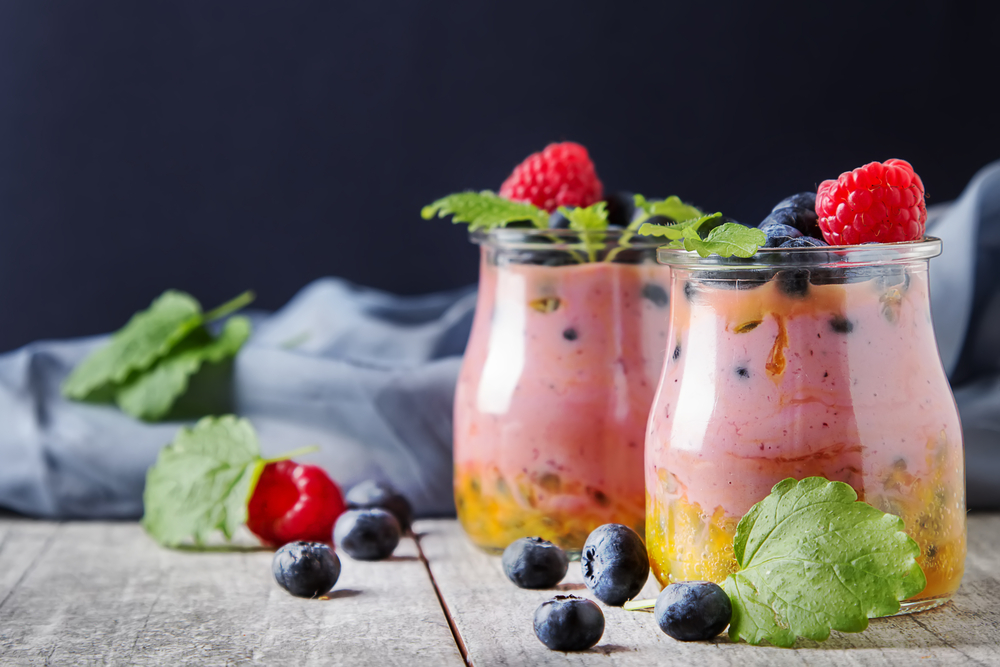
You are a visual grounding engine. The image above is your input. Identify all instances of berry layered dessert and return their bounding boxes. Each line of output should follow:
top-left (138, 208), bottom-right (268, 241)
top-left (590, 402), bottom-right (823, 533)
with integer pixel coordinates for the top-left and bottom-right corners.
top-left (424, 143), bottom-right (717, 553)
top-left (644, 159), bottom-right (966, 610)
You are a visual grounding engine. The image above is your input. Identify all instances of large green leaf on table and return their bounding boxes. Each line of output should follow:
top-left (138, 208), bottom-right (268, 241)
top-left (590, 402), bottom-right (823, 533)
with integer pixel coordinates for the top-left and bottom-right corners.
top-left (62, 290), bottom-right (202, 400)
top-left (141, 416), bottom-right (265, 547)
top-left (723, 477), bottom-right (927, 647)
top-left (421, 191), bottom-right (549, 231)
top-left (116, 316), bottom-right (252, 421)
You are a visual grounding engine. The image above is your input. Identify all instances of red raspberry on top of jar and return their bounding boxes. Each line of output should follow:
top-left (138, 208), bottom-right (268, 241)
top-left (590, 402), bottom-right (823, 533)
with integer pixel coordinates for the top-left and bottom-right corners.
top-left (815, 159), bottom-right (927, 245)
top-left (499, 142), bottom-right (603, 212)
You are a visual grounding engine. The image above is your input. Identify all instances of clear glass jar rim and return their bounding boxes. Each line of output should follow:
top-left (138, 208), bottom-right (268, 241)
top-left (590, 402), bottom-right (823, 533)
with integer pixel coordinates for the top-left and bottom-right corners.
top-left (470, 227), bottom-right (665, 249)
top-left (656, 236), bottom-right (942, 269)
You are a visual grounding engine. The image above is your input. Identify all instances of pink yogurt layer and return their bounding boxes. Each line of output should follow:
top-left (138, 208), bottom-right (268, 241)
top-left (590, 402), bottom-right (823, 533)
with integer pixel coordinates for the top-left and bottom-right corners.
top-left (454, 251), bottom-right (671, 546)
top-left (646, 266), bottom-right (963, 521)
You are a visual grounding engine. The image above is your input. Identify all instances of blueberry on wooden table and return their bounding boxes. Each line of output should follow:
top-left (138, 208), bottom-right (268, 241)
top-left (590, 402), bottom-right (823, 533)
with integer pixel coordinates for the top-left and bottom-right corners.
top-left (502, 537), bottom-right (569, 589)
top-left (581, 523), bottom-right (649, 606)
top-left (654, 581), bottom-right (732, 641)
top-left (345, 480), bottom-right (413, 532)
top-left (334, 508), bottom-right (401, 561)
top-left (272, 541), bottom-right (341, 598)
top-left (533, 595), bottom-right (605, 651)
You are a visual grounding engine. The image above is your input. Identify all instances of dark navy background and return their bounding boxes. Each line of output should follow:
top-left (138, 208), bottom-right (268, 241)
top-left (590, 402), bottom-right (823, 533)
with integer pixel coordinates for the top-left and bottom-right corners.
top-left (1, 1), bottom-right (998, 353)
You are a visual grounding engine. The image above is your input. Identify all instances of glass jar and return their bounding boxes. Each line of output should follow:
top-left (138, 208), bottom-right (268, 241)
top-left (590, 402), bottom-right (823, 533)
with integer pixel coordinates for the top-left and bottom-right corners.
top-left (645, 238), bottom-right (965, 613)
top-left (454, 228), bottom-right (671, 553)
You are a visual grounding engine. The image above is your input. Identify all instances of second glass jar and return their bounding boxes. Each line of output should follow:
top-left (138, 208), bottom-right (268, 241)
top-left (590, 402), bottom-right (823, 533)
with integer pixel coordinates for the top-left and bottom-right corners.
top-left (645, 239), bottom-right (965, 612)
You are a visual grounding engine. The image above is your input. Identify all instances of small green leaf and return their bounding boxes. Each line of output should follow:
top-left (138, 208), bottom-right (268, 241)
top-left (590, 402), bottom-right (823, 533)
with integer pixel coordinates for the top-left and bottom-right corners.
top-left (637, 212), bottom-right (722, 240)
top-left (421, 191), bottom-right (548, 231)
top-left (637, 194), bottom-right (703, 223)
top-left (722, 477), bottom-right (927, 647)
top-left (683, 223), bottom-right (767, 258)
top-left (559, 202), bottom-right (609, 262)
top-left (141, 416), bottom-right (265, 547)
top-left (116, 316), bottom-right (252, 421)
top-left (63, 291), bottom-right (203, 400)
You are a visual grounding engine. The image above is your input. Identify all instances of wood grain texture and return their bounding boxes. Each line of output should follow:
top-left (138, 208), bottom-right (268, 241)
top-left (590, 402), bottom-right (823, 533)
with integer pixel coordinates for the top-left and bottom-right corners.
top-left (416, 514), bottom-right (1000, 667)
top-left (0, 517), bottom-right (463, 666)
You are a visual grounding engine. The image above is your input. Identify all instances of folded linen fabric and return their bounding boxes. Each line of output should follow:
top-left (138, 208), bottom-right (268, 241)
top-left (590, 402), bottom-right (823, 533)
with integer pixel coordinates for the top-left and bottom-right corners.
top-left (1, 160), bottom-right (999, 519)
top-left (0, 280), bottom-right (476, 519)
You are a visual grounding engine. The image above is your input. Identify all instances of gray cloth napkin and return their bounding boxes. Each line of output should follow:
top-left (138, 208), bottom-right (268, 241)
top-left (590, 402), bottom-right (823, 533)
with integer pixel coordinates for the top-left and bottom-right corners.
top-left (2, 160), bottom-right (1000, 518)
top-left (0, 279), bottom-right (476, 518)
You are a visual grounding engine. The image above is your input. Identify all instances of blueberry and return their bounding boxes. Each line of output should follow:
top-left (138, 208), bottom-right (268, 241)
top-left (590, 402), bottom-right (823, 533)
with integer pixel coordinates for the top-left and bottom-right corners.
top-left (779, 236), bottom-right (827, 248)
top-left (533, 595), bottom-right (605, 651)
top-left (581, 524), bottom-right (648, 606)
top-left (770, 192), bottom-right (822, 237)
top-left (604, 191), bottom-right (636, 228)
top-left (549, 208), bottom-right (573, 229)
top-left (562, 328), bottom-right (578, 341)
top-left (736, 367), bottom-right (750, 378)
top-left (772, 191), bottom-right (816, 212)
top-left (345, 480), bottom-right (413, 532)
top-left (501, 537), bottom-right (569, 589)
top-left (333, 508), bottom-right (401, 561)
top-left (758, 217), bottom-right (802, 248)
top-left (272, 541), bottom-right (341, 598)
top-left (654, 581), bottom-right (732, 641)
top-left (830, 315), bottom-right (854, 333)
top-left (776, 269), bottom-right (810, 298)
top-left (641, 283), bottom-right (669, 307)
top-left (683, 281), bottom-right (695, 302)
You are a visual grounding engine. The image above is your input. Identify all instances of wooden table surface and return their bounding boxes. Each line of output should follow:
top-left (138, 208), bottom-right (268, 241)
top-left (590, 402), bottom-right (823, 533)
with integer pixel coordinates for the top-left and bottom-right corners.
top-left (1, 514), bottom-right (998, 666)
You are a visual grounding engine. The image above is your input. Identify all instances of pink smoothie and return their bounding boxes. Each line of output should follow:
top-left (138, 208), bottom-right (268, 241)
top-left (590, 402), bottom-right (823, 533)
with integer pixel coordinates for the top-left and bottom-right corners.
top-left (645, 263), bottom-right (965, 601)
top-left (455, 250), bottom-right (671, 552)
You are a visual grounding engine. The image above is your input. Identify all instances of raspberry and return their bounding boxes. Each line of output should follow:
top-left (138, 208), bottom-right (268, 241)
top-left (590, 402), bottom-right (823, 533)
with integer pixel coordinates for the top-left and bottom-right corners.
top-left (499, 142), bottom-right (603, 212)
top-left (247, 460), bottom-right (346, 547)
top-left (815, 159), bottom-right (926, 245)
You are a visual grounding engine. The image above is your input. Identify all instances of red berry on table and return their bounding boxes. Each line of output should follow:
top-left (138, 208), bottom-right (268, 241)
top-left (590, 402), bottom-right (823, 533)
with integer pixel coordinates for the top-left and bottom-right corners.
top-left (499, 142), bottom-right (603, 212)
top-left (815, 159), bottom-right (927, 245)
top-left (247, 460), bottom-right (346, 547)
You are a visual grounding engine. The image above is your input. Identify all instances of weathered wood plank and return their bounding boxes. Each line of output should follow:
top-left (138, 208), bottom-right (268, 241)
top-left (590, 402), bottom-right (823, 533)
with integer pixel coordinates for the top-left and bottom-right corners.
top-left (0, 518), bottom-right (463, 666)
top-left (416, 515), bottom-right (1000, 667)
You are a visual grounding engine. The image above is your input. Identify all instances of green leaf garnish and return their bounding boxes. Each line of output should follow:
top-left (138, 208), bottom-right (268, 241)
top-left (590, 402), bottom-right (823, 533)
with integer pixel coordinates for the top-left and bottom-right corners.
top-left (421, 191), bottom-right (548, 231)
top-left (559, 201), bottom-right (609, 262)
top-left (141, 416), bottom-right (265, 547)
top-left (723, 477), bottom-right (927, 647)
top-left (639, 215), bottom-right (766, 258)
top-left (632, 194), bottom-right (704, 228)
top-left (63, 290), bottom-right (204, 400)
top-left (684, 223), bottom-right (767, 258)
top-left (116, 316), bottom-right (251, 421)
top-left (62, 290), bottom-right (254, 421)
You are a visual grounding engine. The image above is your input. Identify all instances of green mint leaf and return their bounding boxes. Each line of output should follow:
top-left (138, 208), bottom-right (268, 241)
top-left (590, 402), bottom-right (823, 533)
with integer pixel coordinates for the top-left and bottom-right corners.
top-left (559, 202), bottom-right (608, 262)
top-left (723, 477), bottom-right (927, 647)
top-left (637, 212), bottom-right (722, 240)
top-left (141, 415), bottom-right (265, 547)
top-left (62, 290), bottom-right (256, 402)
top-left (62, 291), bottom-right (203, 400)
top-left (683, 223), bottom-right (767, 258)
top-left (421, 191), bottom-right (548, 231)
top-left (116, 316), bottom-right (252, 421)
top-left (639, 194), bottom-right (703, 222)
top-left (560, 201), bottom-right (609, 231)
